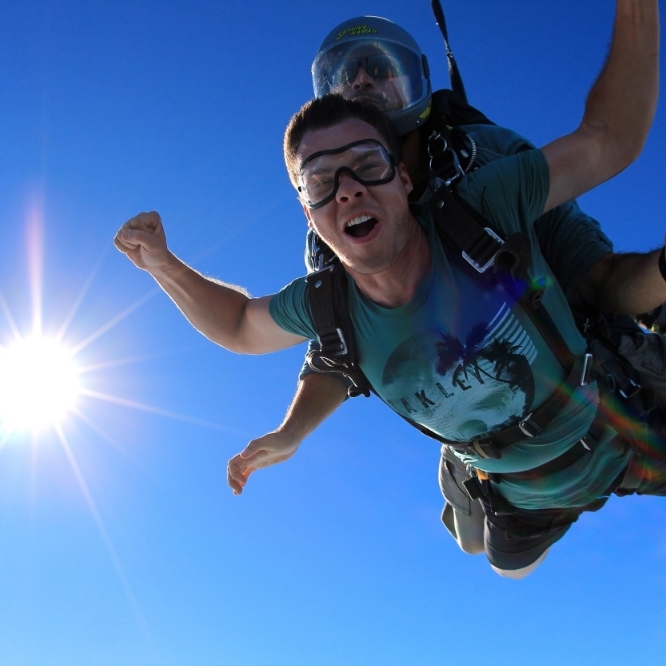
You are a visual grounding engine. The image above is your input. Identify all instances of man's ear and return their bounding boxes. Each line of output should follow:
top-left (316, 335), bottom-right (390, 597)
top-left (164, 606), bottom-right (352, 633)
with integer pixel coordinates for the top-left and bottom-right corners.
top-left (398, 162), bottom-right (414, 196)
top-left (301, 202), bottom-right (315, 229)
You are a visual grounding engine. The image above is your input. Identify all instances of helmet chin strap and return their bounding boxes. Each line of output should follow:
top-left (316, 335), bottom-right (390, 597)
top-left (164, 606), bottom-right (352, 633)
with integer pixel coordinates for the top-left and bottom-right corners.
top-left (430, 0), bottom-right (468, 104)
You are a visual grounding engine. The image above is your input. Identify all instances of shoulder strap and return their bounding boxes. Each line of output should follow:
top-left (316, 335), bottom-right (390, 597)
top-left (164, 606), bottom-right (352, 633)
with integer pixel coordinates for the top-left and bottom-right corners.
top-left (305, 260), bottom-right (372, 398)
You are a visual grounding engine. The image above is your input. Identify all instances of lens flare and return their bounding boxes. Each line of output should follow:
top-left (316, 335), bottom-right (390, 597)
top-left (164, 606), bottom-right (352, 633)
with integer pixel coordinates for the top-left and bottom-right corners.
top-left (0, 336), bottom-right (80, 432)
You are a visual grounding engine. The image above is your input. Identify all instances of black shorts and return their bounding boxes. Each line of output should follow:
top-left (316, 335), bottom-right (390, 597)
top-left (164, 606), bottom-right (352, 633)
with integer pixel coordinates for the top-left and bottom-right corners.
top-left (480, 503), bottom-right (587, 571)
top-left (439, 446), bottom-right (605, 572)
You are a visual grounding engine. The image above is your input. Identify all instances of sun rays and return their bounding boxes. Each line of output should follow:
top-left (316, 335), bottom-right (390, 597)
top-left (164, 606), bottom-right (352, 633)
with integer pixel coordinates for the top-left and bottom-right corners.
top-left (0, 336), bottom-right (80, 433)
top-left (0, 201), bottom-right (242, 645)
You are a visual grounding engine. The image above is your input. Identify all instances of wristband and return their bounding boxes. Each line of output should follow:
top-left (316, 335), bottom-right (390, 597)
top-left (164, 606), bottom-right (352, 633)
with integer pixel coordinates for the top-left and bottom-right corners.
top-left (660, 248), bottom-right (666, 282)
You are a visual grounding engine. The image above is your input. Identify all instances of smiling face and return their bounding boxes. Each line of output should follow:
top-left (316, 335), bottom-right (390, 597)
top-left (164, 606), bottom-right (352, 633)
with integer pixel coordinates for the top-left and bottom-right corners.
top-left (297, 118), bottom-right (414, 276)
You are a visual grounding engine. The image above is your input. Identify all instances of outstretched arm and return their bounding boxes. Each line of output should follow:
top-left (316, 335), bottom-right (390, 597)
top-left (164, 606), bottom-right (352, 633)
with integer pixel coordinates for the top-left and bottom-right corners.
top-left (114, 211), bottom-right (306, 354)
top-left (227, 372), bottom-right (348, 494)
top-left (542, 0), bottom-right (659, 212)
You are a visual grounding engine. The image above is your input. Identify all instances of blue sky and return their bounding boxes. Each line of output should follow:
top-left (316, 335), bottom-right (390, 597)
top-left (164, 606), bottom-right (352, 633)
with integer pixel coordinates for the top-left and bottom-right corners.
top-left (1, 1), bottom-right (665, 664)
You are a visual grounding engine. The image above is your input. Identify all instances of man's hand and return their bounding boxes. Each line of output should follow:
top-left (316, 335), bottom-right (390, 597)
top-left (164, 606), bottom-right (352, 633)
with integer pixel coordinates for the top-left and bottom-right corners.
top-left (227, 431), bottom-right (301, 495)
top-left (114, 211), bottom-right (170, 271)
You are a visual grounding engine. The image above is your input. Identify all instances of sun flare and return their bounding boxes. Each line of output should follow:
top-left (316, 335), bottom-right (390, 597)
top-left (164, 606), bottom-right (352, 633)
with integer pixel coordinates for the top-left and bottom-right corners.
top-left (0, 336), bottom-right (80, 432)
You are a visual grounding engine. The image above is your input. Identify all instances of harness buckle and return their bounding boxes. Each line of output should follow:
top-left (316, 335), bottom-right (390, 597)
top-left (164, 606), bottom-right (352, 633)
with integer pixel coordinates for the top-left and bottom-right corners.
top-left (518, 413), bottom-right (542, 438)
top-left (580, 352), bottom-right (594, 386)
top-left (334, 328), bottom-right (348, 356)
top-left (462, 227), bottom-right (505, 273)
top-left (427, 131), bottom-right (465, 187)
top-left (318, 327), bottom-right (348, 356)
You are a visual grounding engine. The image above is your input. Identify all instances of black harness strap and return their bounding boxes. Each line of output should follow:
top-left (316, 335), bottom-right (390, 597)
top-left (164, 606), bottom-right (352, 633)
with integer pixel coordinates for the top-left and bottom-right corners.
top-left (305, 261), bottom-right (371, 398)
top-left (427, 179), bottom-right (576, 375)
top-left (431, 0), bottom-right (468, 104)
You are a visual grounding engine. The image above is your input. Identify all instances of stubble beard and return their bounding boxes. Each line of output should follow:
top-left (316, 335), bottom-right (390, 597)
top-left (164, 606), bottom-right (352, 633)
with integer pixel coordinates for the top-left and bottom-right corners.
top-left (321, 211), bottom-right (414, 277)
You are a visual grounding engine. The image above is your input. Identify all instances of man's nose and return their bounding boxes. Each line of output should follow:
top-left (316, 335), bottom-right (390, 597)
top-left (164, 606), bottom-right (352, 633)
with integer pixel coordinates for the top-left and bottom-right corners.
top-left (335, 172), bottom-right (366, 202)
top-left (351, 65), bottom-right (375, 89)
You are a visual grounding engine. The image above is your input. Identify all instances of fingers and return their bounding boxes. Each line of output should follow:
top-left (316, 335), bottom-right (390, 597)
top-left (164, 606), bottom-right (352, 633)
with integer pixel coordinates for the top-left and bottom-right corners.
top-left (115, 211), bottom-right (160, 244)
top-left (226, 432), bottom-right (300, 495)
top-left (226, 440), bottom-right (275, 495)
top-left (227, 453), bottom-right (255, 495)
top-left (113, 211), bottom-right (168, 268)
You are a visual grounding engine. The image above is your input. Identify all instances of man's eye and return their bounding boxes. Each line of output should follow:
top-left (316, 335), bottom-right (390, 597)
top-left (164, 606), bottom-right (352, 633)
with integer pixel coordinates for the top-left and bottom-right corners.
top-left (356, 162), bottom-right (384, 176)
top-left (311, 178), bottom-right (333, 192)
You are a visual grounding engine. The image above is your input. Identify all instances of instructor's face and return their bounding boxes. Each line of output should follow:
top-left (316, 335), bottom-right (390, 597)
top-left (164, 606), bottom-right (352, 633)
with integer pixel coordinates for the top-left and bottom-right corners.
top-left (297, 118), bottom-right (414, 276)
top-left (335, 63), bottom-right (407, 113)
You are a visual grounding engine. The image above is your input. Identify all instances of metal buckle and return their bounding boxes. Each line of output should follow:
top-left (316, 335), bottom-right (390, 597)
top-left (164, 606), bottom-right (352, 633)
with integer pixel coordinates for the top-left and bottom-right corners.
top-left (319, 328), bottom-right (348, 356)
top-left (619, 378), bottom-right (640, 399)
top-left (580, 353), bottom-right (594, 386)
top-left (462, 227), bottom-right (504, 273)
top-left (427, 131), bottom-right (465, 186)
top-left (518, 413), bottom-right (541, 438)
top-left (334, 328), bottom-right (348, 356)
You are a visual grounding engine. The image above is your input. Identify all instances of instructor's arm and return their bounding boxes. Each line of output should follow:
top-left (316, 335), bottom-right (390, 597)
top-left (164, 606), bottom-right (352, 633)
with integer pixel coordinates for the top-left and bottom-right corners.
top-left (542, 0), bottom-right (659, 212)
top-left (114, 211), bottom-right (306, 354)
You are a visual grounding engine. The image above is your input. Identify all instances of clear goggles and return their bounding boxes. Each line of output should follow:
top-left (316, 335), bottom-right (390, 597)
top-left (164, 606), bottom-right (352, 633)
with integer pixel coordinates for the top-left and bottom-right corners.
top-left (298, 139), bottom-right (396, 210)
top-left (312, 41), bottom-right (425, 112)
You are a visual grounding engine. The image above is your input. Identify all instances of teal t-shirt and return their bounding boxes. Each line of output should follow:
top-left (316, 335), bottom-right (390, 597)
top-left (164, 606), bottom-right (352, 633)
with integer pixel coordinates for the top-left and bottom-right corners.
top-left (270, 150), bottom-right (629, 510)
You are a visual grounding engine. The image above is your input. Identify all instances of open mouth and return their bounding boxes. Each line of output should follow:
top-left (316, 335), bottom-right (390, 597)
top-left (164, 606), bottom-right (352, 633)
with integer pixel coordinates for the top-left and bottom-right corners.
top-left (345, 214), bottom-right (378, 238)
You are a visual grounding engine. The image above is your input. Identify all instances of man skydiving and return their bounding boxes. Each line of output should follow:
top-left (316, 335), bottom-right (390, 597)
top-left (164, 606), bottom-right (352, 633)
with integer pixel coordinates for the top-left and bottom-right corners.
top-left (227, 12), bottom-right (666, 566)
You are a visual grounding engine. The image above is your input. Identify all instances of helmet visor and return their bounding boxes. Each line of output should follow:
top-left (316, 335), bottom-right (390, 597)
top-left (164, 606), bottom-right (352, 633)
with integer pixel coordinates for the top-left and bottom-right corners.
top-left (298, 139), bottom-right (396, 209)
top-left (312, 40), bottom-right (424, 113)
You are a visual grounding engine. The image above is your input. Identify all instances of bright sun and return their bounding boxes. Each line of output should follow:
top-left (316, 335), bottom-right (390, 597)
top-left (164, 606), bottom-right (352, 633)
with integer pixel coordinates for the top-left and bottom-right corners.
top-left (0, 336), bottom-right (80, 432)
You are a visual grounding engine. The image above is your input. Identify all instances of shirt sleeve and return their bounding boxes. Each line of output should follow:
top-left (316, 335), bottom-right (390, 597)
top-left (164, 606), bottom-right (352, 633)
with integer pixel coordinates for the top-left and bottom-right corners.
top-left (455, 149), bottom-right (550, 234)
top-left (463, 123), bottom-right (535, 165)
top-left (268, 276), bottom-right (318, 340)
top-left (534, 201), bottom-right (613, 286)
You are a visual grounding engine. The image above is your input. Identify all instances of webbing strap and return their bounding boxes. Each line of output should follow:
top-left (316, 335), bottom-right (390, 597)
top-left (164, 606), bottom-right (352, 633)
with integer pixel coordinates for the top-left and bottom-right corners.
top-left (305, 263), bottom-right (371, 398)
top-left (428, 182), bottom-right (505, 272)
top-left (306, 265), bottom-right (344, 354)
top-left (427, 186), bottom-right (575, 369)
top-left (430, 0), bottom-right (468, 104)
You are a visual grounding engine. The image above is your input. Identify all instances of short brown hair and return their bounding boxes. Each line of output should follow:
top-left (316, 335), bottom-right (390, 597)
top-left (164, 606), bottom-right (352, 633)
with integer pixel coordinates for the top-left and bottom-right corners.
top-left (284, 94), bottom-right (403, 189)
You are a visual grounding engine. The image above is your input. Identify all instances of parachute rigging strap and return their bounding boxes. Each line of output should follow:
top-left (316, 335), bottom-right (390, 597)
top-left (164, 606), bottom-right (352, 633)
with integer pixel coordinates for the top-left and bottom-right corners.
top-left (430, 0), bottom-right (468, 104)
top-left (305, 261), bottom-right (371, 398)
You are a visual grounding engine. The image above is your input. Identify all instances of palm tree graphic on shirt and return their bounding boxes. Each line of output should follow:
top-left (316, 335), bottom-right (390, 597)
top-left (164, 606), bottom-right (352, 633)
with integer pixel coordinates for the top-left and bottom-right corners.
top-left (434, 323), bottom-right (535, 415)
